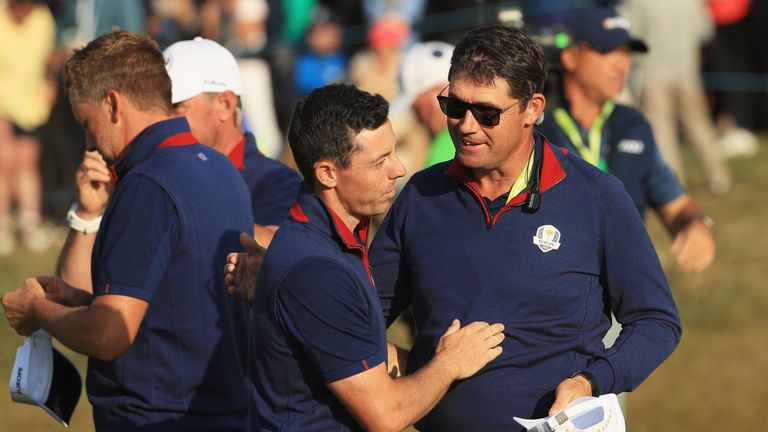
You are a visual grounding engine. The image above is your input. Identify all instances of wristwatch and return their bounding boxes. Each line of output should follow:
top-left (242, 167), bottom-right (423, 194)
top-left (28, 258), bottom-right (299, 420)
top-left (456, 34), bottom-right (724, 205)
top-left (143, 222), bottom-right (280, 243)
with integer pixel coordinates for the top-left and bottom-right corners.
top-left (66, 202), bottom-right (102, 234)
top-left (698, 214), bottom-right (716, 232)
top-left (569, 370), bottom-right (599, 397)
top-left (674, 213), bottom-right (716, 234)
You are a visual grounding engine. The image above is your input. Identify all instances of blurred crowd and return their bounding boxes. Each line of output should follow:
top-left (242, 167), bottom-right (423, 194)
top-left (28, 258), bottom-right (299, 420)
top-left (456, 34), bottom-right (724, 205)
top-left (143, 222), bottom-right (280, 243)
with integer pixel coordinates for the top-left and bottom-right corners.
top-left (0, 0), bottom-right (766, 257)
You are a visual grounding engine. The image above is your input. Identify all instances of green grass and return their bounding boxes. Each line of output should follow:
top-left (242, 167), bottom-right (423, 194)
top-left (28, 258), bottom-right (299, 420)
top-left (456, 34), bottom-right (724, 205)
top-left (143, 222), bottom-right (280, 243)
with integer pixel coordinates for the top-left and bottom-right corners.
top-left (626, 140), bottom-right (768, 431)
top-left (0, 235), bottom-right (95, 431)
top-left (1, 141), bottom-right (766, 431)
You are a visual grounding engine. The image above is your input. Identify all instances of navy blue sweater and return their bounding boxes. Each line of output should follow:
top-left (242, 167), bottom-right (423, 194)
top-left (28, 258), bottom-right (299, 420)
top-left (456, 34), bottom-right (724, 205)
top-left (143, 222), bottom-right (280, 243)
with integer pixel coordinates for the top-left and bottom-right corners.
top-left (539, 103), bottom-right (684, 216)
top-left (370, 138), bottom-right (681, 431)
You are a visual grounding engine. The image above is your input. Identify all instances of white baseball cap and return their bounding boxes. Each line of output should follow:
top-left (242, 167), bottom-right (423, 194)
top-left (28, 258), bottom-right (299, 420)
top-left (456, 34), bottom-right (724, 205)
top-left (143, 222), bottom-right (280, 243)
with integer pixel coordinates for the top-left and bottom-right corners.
top-left (513, 394), bottom-right (626, 432)
top-left (163, 37), bottom-right (243, 104)
top-left (9, 330), bottom-right (82, 427)
top-left (390, 41), bottom-right (454, 114)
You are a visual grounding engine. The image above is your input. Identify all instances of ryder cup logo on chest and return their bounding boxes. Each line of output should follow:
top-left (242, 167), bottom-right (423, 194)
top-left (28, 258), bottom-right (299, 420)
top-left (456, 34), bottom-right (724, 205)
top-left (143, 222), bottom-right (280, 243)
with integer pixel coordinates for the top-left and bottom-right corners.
top-left (533, 225), bottom-right (562, 253)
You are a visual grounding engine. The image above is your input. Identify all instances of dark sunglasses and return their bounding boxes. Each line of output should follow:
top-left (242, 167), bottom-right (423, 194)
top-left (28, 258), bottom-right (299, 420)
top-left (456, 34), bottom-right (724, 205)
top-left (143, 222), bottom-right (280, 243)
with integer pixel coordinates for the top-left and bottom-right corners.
top-left (437, 94), bottom-right (519, 127)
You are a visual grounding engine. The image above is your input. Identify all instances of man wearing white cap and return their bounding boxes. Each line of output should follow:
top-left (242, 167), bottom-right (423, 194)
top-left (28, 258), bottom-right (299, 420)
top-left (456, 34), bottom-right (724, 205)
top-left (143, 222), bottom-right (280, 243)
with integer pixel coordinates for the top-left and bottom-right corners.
top-left (393, 41), bottom-right (456, 168)
top-left (164, 37), bottom-right (301, 252)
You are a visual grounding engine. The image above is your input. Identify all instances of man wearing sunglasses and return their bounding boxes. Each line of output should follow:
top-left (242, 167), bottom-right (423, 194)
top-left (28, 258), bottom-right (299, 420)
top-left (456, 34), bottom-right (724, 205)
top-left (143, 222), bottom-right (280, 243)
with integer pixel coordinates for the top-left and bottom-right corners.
top-left (369, 25), bottom-right (681, 430)
top-left (540, 7), bottom-right (718, 274)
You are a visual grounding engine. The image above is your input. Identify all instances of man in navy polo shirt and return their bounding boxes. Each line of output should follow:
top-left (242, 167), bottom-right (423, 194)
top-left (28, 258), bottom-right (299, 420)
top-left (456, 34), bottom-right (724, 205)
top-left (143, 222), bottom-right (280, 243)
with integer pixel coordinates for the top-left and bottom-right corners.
top-left (539, 7), bottom-right (718, 273)
top-left (2, 30), bottom-right (253, 431)
top-left (54, 40), bottom-right (299, 307)
top-left (369, 26), bottom-right (682, 430)
top-left (249, 83), bottom-right (506, 431)
top-left (163, 38), bottom-right (301, 252)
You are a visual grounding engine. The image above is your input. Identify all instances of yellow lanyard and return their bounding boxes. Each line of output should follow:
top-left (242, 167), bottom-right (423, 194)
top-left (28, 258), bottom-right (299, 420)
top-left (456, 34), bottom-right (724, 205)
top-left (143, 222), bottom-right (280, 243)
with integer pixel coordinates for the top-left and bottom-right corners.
top-left (552, 102), bottom-right (614, 172)
top-left (505, 147), bottom-right (535, 204)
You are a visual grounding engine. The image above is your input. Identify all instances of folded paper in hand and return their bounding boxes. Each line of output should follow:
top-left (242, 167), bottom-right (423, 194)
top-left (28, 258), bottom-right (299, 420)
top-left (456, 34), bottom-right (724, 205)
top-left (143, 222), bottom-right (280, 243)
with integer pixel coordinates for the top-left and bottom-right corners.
top-left (513, 393), bottom-right (625, 432)
top-left (9, 330), bottom-right (82, 427)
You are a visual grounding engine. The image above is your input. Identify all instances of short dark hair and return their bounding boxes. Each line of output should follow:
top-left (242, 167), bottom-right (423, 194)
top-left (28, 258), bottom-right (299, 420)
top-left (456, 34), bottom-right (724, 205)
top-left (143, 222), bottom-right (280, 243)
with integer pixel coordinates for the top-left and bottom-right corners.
top-left (449, 26), bottom-right (547, 111)
top-left (64, 30), bottom-right (172, 114)
top-left (288, 84), bottom-right (389, 188)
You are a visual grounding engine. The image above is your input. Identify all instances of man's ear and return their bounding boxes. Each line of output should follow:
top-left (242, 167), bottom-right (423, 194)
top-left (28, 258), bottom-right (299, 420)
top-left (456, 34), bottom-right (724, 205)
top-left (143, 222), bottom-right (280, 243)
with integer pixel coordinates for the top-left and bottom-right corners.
top-left (106, 91), bottom-right (120, 123)
top-left (524, 93), bottom-right (546, 127)
top-left (216, 91), bottom-right (239, 124)
top-left (314, 158), bottom-right (337, 189)
top-left (560, 47), bottom-right (578, 73)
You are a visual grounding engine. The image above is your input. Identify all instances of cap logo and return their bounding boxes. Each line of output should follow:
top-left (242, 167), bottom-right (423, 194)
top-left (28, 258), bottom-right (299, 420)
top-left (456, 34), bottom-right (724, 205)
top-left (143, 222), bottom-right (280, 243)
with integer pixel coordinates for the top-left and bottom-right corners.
top-left (15, 367), bottom-right (23, 394)
top-left (602, 16), bottom-right (631, 31)
top-left (9, 331), bottom-right (83, 427)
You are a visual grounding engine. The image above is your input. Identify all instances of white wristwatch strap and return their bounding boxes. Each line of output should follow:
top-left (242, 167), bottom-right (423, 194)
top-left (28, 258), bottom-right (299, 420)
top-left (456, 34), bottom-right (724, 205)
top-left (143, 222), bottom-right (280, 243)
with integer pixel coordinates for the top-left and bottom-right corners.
top-left (66, 202), bottom-right (102, 234)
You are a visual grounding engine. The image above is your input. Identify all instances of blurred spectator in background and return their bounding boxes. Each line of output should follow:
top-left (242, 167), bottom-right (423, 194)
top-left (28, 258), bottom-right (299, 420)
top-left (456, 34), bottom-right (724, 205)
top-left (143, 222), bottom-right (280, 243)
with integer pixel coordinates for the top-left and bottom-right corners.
top-left (701, 0), bottom-right (760, 157)
top-left (228, 0), bottom-right (268, 53)
top-left (362, 0), bottom-right (425, 45)
top-left (197, 0), bottom-right (269, 55)
top-left (146, 0), bottom-right (200, 48)
top-left (55, 0), bottom-right (146, 50)
top-left (390, 41), bottom-right (455, 169)
top-left (279, 0), bottom-right (316, 47)
top-left (0, 0), bottom-right (57, 255)
top-left (293, 4), bottom-right (347, 97)
top-left (540, 7), bottom-right (718, 273)
top-left (251, 0), bottom-right (382, 163)
top-left (348, 12), bottom-right (413, 187)
top-left (627, 0), bottom-right (732, 196)
top-left (264, 0), bottom-right (315, 141)
top-left (40, 0), bottom-right (147, 215)
top-left (207, 0), bottom-right (286, 159)
top-left (233, 0), bottom-right (285, 159)
top-left (349, 13), bottom-right (410, 101)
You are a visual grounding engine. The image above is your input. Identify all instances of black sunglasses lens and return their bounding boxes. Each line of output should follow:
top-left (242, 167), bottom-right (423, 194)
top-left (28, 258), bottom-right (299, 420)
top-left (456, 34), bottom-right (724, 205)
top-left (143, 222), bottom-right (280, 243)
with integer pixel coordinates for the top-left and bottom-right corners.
top-left (470, 107), bottom-right (500, 126)
top-left (438, 97), bottom-right (468, 119)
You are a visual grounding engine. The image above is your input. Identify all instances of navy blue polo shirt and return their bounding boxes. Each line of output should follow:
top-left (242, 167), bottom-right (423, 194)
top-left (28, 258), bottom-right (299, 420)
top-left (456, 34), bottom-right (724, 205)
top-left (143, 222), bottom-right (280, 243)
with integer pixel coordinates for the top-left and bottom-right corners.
top-left (249, 191), bottom-right (386, 431)
top-left (370, 135), bottom-right (681, 430)
top-left (88, 117), bottom-right (254, 431)
top-left (539, 103), bottom-right (684, 216)
top-left (226, 132), bottom-right (302, 226)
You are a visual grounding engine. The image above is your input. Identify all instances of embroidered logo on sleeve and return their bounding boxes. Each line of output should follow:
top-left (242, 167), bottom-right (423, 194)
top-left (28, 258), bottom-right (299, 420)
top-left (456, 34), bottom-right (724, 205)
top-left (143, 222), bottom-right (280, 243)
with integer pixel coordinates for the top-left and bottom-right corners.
top-left (533, 225), bottom-right (562, 253)
top-left (617, 139), bottom-right (644, 154)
